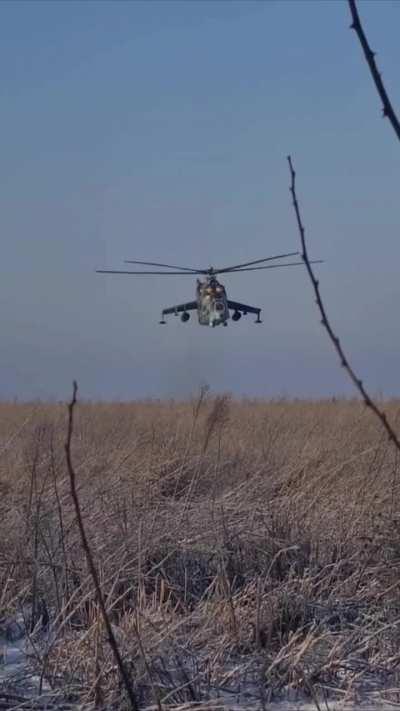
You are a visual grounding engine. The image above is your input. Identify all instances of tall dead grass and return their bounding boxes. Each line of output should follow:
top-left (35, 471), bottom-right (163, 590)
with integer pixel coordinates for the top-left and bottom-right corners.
top-left (1, 394), bottom-right (400, 708)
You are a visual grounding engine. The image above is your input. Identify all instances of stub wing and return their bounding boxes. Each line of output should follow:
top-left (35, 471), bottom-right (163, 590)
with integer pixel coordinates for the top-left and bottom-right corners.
top-left (227, 299), bottom-right (261, 317)
top-left (162, 301), bottom-right (197, 316)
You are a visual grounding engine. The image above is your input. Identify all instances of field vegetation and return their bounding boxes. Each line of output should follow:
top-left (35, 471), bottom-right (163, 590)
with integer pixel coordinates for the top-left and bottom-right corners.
top-left (1, 392), bottom-right (400, 709)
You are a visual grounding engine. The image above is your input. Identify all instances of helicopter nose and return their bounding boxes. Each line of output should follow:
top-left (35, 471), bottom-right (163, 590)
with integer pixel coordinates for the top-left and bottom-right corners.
top-left (210, 311), bottom-right (223, 326)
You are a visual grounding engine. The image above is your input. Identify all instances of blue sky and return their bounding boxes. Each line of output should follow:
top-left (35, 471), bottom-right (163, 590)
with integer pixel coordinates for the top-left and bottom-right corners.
top-left (1, 0), bottom-right (399, 400)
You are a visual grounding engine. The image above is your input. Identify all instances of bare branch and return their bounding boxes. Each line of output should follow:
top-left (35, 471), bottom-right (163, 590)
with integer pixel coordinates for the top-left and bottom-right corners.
top-left (287, 155), bottom-right (400, 451)
top-left (348, 0), bottom-right (400, 141)
top-left (65, 381), bottom-right (139, 711)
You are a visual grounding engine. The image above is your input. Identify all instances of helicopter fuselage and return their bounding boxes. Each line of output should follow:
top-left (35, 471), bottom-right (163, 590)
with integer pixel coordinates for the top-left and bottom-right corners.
top-left (196, 276), bottom-right (229, 327)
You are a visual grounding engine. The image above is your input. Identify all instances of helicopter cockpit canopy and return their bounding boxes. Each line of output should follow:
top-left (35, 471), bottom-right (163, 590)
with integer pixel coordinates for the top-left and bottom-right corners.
top-left (204, 280), bottom-right (225, 296)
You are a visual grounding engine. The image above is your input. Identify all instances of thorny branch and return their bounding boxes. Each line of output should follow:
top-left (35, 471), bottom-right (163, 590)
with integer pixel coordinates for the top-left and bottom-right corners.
top-left (348, 0), bottom-right (400, 142)
top-left (287, 155), bottom-right (400, 452)
top-left (65, 381), bottom-right (139, 711)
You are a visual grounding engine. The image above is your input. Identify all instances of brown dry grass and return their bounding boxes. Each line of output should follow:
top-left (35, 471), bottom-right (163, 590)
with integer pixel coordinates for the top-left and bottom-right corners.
top-left (2, 393), bottom-right (400, 709)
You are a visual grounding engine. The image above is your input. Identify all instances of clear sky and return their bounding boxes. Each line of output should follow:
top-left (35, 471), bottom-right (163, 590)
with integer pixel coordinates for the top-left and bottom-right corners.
top-left (1, 0), bottom-right (399, 401)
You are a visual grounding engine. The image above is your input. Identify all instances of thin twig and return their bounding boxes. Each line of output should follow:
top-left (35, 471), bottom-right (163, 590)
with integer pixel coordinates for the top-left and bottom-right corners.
top-left (348, 0), bottom-right (400, 141)
top-left (65, 381), bottom-right (139, 711)
top-left (287, 155), bottom-right (400, 451)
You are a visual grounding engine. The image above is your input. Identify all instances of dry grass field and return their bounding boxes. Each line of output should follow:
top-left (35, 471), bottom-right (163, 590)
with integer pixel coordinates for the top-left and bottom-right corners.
top-left (1, 391), bottom-right (400, 709)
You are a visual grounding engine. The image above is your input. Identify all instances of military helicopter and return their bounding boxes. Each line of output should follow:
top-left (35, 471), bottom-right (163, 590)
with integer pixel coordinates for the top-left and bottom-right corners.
top-left (96, 251), bottom-right (323, 327)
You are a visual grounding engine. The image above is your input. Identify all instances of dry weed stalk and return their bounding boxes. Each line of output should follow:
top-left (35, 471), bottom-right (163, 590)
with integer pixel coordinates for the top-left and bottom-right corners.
top-left (348, 0), bottom-right (400, 141)
top-left (287, 154), bottom-right (400, 451)
top-left (65, 381), bottom-right (139, 711)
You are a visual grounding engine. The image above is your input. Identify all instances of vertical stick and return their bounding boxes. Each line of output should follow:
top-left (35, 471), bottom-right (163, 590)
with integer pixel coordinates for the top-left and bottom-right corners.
top-left (287, 156), bottom-right (400, 452)
top-left (65, 381), bottom-right (139, 711)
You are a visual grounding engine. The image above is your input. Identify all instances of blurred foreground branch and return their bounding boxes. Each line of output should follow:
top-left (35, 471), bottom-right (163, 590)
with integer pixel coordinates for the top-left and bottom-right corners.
top-left (65, 381), bottom-right (139, 711)
top-left (348, 0), bottom-right (400, 141)
top-left (287, 155), bottom-right (400, 451)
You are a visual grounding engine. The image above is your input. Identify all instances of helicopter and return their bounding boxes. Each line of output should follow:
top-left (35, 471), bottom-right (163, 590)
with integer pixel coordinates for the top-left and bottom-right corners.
top-left (96, 251), bottom-right (323, 327)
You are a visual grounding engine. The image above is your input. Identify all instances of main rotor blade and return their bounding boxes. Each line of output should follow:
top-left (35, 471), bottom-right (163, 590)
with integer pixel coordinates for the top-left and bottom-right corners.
top-left (96, 269), bottom-right (204, 275)
top-left (124, 259), bottom-right (204, 273)
top-left (215, 251), bottom-right (299, 274)
top-left (224, 260), bottom-right (323, 273)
